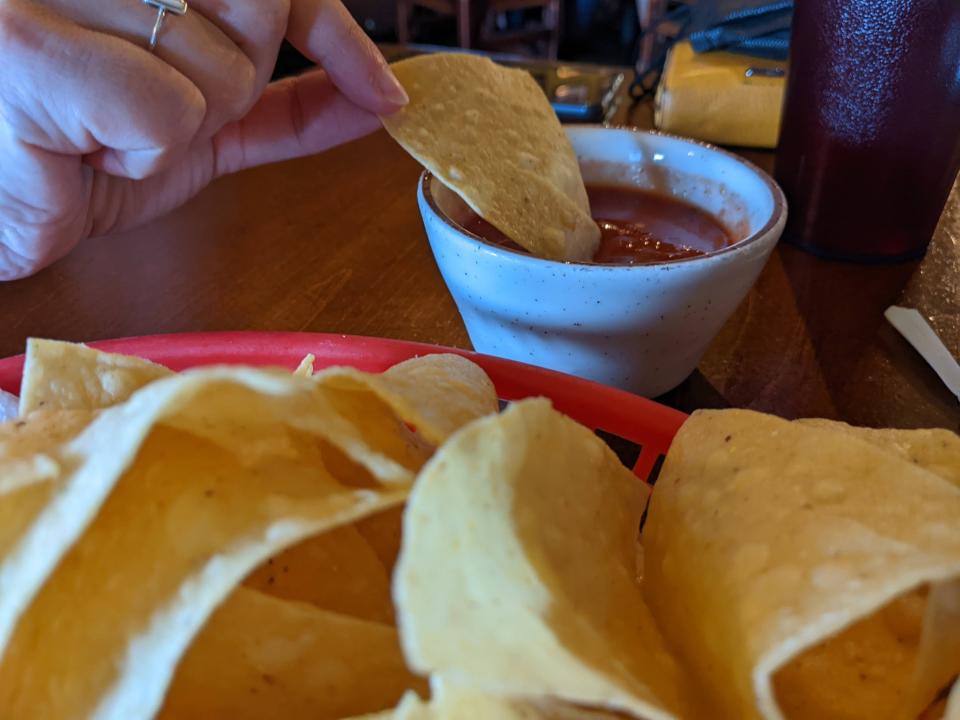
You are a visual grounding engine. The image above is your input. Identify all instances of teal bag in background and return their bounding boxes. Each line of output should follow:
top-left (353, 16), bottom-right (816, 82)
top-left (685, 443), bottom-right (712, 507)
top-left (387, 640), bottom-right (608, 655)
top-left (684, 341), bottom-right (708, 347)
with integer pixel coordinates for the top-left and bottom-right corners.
top-left (687, 0), bottom-right (792, 60)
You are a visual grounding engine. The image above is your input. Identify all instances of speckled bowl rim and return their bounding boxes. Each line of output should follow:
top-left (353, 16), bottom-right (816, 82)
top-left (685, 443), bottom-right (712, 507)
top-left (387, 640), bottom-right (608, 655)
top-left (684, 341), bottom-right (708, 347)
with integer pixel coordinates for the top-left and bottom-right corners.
top-left (419, 125), bottom-right (788, 270)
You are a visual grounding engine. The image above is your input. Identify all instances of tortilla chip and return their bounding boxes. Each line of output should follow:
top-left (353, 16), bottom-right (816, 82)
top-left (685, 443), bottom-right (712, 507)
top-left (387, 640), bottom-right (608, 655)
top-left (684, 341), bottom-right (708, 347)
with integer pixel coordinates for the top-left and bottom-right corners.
top-left (381, 53), bottom-right (600, 262)
top-left (356, 504), bottom-right (406, 576)
top-left (907, 580), bottom-right (960, 720)
top-left (355, 680), bottom-right (628, 719)
top-left (0, 409), bottom-right (98, 656)
top-left (315, 354), bottom-right (499, 446)
top-left (394, 398), bottom-right (700, 720)
top-left (0, 367), bottom-right (420, 719)
top-left (159, 587), bottom-right (424, 719)
top-left (293, 354), bottom-right (316, 377)
top-left (0, 409), bottom-right (94, 548)
top-left (643, 409), bottom-right (960, 720)
top-left (164, 368), bottom-right (432, 484)
top-left (0, 367), bottom-right (429, 662)
top-left (771, 586), bottom-right (929, 719)
top-left (18, 338), bottom-right (171, 415)
top-left (353, 691), bottom-right (430, 720)
top-left (0, 408), bottom-right (94, 464)
top-left (244, 524), bottom-right (394, 624)
top-left (0, 404), bottom-right (149, 662)
top-left (799, 419), bottom-right (960, 488)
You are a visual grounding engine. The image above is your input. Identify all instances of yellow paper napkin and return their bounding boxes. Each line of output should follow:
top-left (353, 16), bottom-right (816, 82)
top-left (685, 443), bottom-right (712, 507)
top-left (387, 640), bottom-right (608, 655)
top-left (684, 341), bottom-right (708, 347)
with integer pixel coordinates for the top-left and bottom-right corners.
top-left (654, 40), bottom-right (785, 149)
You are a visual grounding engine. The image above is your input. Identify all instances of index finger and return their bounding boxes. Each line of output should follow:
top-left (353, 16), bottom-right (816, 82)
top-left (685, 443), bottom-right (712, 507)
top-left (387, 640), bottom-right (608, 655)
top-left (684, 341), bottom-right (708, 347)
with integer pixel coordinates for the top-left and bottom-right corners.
top-left (285, 0), bottom-right (408, 116)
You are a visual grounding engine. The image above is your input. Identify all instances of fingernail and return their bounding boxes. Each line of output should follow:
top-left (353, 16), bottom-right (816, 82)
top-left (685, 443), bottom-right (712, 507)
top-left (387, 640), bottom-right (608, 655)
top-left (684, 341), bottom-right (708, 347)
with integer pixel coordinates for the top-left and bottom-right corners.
top-left (379, 68), bottom-right (409, 107)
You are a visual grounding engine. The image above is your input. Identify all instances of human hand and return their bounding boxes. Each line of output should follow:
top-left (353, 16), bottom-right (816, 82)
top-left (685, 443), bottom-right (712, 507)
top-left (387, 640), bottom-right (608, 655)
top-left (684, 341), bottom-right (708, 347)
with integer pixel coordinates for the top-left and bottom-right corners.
top-left (0, 0), bottom-right (407, 280)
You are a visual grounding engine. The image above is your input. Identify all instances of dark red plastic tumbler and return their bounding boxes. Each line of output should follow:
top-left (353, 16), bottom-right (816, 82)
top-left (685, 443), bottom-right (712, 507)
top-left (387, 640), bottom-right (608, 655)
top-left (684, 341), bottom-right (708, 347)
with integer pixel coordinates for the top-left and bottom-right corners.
top-left (775, 0), bottom-right (960, 262)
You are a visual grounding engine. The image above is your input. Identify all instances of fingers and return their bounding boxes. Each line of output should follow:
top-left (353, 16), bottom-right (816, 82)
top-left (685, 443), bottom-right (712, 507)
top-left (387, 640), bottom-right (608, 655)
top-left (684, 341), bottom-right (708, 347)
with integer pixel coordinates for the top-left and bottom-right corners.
top-left (72, 72), bottom-right (383, 237)
top-left (211, 70), bottom-right (381, 176)
top-left (24, 0), bottom-right (403, 177)
top-left (0, 119), bottom-right (88, 280)
top-left (34, 0), bottom-right (261, 139)
top-left (286, 0), bottom-right (408, 116)
top-left (0, 0), bottom-right (205, 178)
top-left (79, 71), bottom-right (385, 240)
top-left (188, 0), bottom-right (291, 101)
top-left (77, 71), bottom-right (383, 240)
top-left (0, 0), bottom-right (403, 282)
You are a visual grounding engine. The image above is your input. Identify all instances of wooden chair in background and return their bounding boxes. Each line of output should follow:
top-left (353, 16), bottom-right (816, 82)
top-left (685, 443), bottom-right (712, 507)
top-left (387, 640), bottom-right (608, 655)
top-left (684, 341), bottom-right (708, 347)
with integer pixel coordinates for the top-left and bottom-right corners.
top-left (635, 0), bottom-right (668, 73)
top-left (397, 0), bottom-right (562, 59)
top-left (397, 0), bottom-right (477, 49)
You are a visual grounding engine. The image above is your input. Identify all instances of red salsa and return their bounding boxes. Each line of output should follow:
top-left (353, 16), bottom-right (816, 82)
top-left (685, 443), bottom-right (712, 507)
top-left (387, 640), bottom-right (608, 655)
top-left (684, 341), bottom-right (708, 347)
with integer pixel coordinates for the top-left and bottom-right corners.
top-left (461, 184), bottom-right (734, 265)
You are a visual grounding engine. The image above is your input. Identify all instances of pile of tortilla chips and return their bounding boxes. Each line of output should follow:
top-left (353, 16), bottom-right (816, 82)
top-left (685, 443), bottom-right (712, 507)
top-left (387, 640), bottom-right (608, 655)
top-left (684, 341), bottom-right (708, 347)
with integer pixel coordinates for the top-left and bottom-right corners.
top-left (0, 339), bottom-right (957, 719)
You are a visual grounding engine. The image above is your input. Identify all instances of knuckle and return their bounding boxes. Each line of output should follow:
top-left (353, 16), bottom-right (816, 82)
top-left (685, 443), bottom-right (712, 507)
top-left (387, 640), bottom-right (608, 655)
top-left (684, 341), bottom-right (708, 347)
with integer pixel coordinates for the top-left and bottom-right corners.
top-left (222, 53), bottom-right (258, 118)
top-left (125, 152), bottom-right (165, 180)
top-left (146, 74), bottom-right (206, 145)
top-left (180, 87), bottom-right (207, 135)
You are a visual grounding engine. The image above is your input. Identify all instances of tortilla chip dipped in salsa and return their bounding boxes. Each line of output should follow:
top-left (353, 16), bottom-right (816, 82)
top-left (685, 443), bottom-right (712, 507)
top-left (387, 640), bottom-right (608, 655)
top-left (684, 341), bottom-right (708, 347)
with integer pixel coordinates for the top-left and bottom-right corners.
top-left (380, 53), bottom-right (600, 262)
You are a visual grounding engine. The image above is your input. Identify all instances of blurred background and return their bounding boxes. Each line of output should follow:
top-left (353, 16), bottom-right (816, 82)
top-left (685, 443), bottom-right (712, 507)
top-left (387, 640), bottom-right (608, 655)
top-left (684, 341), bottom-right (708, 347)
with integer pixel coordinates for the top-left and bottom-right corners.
top-left (274, 1), bottom-right (791, 149)
top-left (276, 0), bottom-right (666, 75)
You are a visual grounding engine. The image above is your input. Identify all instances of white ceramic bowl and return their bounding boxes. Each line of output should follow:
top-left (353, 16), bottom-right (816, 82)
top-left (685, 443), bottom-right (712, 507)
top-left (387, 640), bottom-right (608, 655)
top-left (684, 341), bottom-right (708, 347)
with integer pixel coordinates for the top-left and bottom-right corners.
top-left (418, 126), bottom-right (787, 397)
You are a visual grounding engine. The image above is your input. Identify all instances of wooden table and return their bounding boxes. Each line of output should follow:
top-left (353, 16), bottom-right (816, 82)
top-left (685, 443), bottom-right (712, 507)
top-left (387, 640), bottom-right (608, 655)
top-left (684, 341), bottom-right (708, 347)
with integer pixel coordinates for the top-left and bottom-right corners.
top-left (0, 83), bottom-right (957, 431)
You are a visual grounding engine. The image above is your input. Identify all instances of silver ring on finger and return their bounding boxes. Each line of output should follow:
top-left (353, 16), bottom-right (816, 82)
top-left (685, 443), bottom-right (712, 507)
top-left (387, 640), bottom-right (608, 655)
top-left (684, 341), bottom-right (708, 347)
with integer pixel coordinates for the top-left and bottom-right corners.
top-left (143, 0), bottom-right (188, 53)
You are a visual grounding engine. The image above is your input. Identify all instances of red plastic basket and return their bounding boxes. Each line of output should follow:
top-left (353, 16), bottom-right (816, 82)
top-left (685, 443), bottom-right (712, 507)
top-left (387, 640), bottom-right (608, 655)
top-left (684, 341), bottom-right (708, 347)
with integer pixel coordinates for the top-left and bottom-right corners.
top-left (0, 332), bottom-right (686, 483)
